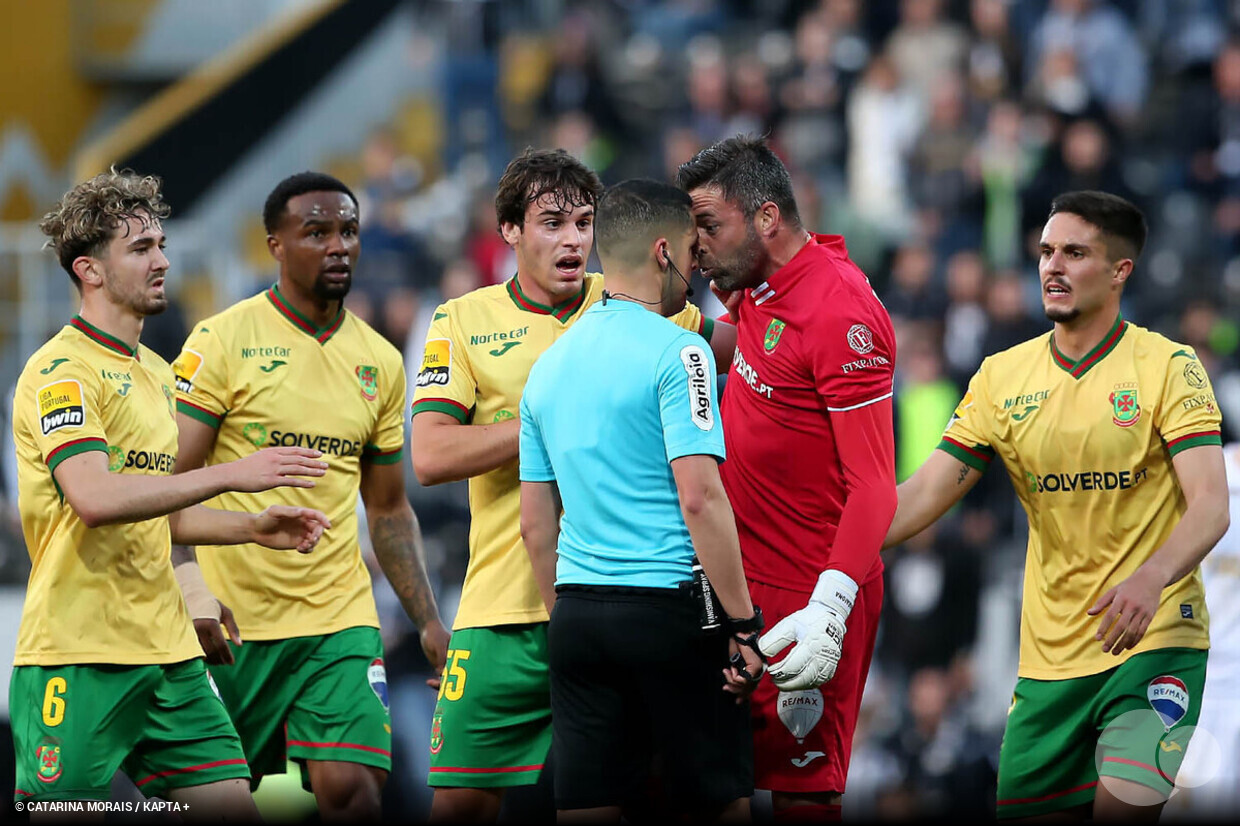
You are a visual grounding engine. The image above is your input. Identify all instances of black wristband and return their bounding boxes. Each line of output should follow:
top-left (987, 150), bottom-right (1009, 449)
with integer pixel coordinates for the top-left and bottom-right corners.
top-left (726, 605), bottom-right (764, 635)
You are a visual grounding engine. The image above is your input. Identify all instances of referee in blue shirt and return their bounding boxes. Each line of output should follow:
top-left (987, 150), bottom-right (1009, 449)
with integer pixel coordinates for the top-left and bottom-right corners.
top-left (519, 179), bottom-right (764, 821)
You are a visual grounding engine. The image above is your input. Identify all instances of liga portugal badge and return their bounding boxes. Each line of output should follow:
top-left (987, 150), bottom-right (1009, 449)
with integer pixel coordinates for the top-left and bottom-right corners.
top-left (1110, 388), bottom-right (1140, 427)
top-left (764, 319), bottom-right (786, 353)
top-left (356, 365), bottom-right (379, 401)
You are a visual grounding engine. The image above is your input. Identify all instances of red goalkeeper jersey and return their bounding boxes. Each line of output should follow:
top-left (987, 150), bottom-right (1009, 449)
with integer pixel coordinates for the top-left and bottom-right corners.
top-left (720, 234), bottom-right (897, 590)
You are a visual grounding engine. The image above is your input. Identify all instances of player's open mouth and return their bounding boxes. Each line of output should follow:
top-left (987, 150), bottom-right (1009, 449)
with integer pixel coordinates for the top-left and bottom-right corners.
top-left (1045, 282), bottom-right (1070, 297)
top-left (323, 264), bottom-right (351, 278)
top-left (555, 255), bottom-right (582, 275)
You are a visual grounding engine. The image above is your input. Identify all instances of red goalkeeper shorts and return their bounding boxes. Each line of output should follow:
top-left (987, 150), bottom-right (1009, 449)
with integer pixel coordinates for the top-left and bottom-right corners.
top-left (747, 574), bottom-right (883, 795)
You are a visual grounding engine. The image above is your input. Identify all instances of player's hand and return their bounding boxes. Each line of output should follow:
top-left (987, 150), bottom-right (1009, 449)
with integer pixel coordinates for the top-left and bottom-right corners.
top-left (229, 447), bottom-right (328, 492)
top-left (723, 635), bottom-right (766, 703)
top-left (421, 618), bottom-right (450, 690)
top-left (1088, 565), bottom-right (1164, 655)
top-left (251, 505), bottom-right (331, 553)
top-left (758, 570), bottom-right (857, 691)
top-left (709, 280), bottom-right (742, 322)
top-left (194, 601), bottom-right (242, 665)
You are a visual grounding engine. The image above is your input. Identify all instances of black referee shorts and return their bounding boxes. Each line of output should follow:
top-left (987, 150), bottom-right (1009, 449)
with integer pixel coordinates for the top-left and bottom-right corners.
top-left (548, 584), bottom-right (753, 812)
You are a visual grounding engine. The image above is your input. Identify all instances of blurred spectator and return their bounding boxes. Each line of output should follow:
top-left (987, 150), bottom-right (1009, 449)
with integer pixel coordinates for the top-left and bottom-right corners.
top-left (981, 270), bottom-right (1046, 357)
top-left (967, 0), bottom-right (1022, 102)
top-left (942, 250), bottom-right (990, 383)
top-left (538, 10), bottom-right (628, 152)
top-left (908, 72), bottom-right (984, 252)
top-left (776, 9), bottom-right (850, 194)
top-left (847, 53), bottom-right (923, 240)
top-left (885, 0), bottom-right (970, 105)
top-left (884, 243), bottom-right (946, 324)
top-left (463, 191), bottom-right (513, 287)
top-left (1026, 0), bottom-right (1149, 124)
top-left (358, 127), bottom-right (440, 295)
top-left (1021, 119), bottom-right (1136, 242)
top-left (975, 100), bottom-right (1039, 268)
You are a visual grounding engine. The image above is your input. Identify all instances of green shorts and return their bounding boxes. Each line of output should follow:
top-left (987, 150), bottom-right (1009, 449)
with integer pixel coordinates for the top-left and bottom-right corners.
top-left (428, 623), bottom-right (551, 788)
top-left (10, 659), bottom-right (248, 802)
top-left (210, 626), bottom-right (391, 789)
top-left (997, 647), bottom-right (1207, 819)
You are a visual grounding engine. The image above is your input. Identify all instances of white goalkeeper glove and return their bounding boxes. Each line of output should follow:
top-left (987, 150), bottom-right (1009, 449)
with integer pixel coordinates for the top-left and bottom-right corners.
top-left (758, 569), bottom-right (858, 691)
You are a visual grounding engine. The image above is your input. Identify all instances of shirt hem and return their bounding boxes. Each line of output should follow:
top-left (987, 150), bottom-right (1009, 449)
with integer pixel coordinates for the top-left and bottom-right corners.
top-left (1017, 640), bottom-right (1210, 680)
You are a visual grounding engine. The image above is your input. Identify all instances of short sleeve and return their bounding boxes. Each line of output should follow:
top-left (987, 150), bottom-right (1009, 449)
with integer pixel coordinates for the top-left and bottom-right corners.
top-left (657, 336), bottom-right (725, 462)
top-left (668, 302), bottom-right (713, 342)
top-left (20, 358), bottom-right (109, 474)
top-left (363, 358), bottom-right (407, 465)
top-left (938, 368), bottom-right (997, 472)
top-left (518, 392), bottom-right (554, 482)
top-left (1157, 348), bottom-right (1223, 457)
top-left (174, 325), bottom-right (230, 429)
top-left (411, 304), bottom-right (476, 424)
top-left (810, 307), bottom-right (895, 413)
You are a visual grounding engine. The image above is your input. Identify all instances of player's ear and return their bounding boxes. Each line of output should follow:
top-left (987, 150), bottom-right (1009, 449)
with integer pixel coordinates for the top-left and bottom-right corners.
top-left (500, 221), bottom-right (522, 247)
top-left (267, 234), bottom-right (284, 264)
top-left (1112, 258), bottom-right (1134, 286)
top-left (72, 256), bottom-right (102, 288)
top-left (755, 202), bottom-right (779, 238)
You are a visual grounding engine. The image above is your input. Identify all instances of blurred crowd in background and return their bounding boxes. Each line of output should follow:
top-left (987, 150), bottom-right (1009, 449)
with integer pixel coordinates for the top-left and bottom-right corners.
top-left (5, 0), bottom-right (1240, 818)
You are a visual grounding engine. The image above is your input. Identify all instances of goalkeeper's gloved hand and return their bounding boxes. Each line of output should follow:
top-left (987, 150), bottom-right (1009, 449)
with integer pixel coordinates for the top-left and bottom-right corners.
top-left (758, 569), bottom-right (858, 690)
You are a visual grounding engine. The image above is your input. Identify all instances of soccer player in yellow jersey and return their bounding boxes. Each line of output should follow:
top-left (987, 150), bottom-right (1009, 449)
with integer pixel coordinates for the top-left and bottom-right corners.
top-left (410, 149), bottom-right (737, 822)
top-left (171, 172), bottom-right (449, 819)
top-left (885, 191), bottom-right (1229, 821)
top-left (12, 170), bottom-right (330, 815)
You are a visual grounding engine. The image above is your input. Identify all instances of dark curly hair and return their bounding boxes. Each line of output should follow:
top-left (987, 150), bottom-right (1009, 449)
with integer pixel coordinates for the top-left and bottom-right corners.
top-left (494, 148), bottom-right (603, 231)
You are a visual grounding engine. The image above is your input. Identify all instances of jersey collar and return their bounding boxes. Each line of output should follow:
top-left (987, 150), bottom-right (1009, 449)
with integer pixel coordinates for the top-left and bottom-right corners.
top-left (1049, 315), bottom-right (1127, 379)
top-left (748, 233), bottom-right (843, 306)
top-left (265, 284), bottom-right (346, 344)
top-left (69, 316), bottom-right (139, 359)
top-left (505, 275), bottom-right (586, 322)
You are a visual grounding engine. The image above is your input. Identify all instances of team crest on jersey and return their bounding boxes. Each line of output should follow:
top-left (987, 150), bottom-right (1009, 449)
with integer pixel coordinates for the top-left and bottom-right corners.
top-left (1148, 675), bottom-right (1190, 728)
top-left (243, 423), bottom-right (268, 447)
top-left (356, 365), bottom-right (379, 401)
top-left (1183, 362), bottom-right (1207, 390)
top-left (430, 706), bottom-right (444, 754)
top-left (764, 319), bottom-right (787, 353)
top-left (173, 350), bottom-right (204, 394)
top-left (36, 739), bottom-right (62, 783)
top-left (777, 689), bottom-right (824, 744)
top-left (417, 339), bottom-right (451, 388)
top-left (37, 380), bottom-right (85, 435)
top-left (847, 324), bottom-right (874, 355)
top-left (368, 658), bottom-right (389, 711)
top-left (1110, 387), bottom-right (1141, 427)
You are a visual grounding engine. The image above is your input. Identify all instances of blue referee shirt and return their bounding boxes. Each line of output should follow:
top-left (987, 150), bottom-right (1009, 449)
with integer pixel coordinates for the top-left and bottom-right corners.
top-left (519, 298), bottom-right (724, 589)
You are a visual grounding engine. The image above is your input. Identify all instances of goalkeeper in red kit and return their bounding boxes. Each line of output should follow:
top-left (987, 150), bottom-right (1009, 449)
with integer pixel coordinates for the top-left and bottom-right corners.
top-left (677, 136), bottom-right (897, 823)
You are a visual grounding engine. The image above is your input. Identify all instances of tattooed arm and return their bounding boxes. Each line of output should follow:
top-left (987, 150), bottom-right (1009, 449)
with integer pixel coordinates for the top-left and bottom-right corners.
top-left (360, 460), bottom-right (450, 687)
top-left (883, 449), bottom-right (984, 549)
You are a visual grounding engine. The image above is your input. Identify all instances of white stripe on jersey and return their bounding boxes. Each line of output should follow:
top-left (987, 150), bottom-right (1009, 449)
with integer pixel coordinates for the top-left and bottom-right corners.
top-left (826, 390), bottom-right (893, 413)
top-left (752, 283), bottom-right (776, 305)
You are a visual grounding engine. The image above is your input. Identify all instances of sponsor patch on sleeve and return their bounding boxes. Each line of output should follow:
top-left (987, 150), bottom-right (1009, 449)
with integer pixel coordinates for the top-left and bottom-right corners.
top-left (679, 344), bottom-right (714, 431)
top-left (37, 380), bottom-right (85, 435)
top-left (417, 339), bottom-right (452, 388)
top-left (173, 350), bottom-right (204, 393)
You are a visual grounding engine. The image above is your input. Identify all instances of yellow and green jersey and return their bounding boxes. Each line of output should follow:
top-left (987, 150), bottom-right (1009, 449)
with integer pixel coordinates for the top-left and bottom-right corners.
top-left (941, 317), bottom-right (1219, 679)
top-left (174, 286), bottom-right (406, 640)
top-left (412, 274), bottom-right (712, 629)
top-left (11, 317), bottom-right (200, 666)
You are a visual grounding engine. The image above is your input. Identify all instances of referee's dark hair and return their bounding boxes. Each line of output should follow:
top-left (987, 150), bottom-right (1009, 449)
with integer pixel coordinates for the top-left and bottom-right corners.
top-left (263, 172), bottom-right (358, 233)
top-left (1049, 191), bottom-right (1147, 264)
top-left (675, 134), bottom-right (801, 226)
top-left (595, 179), bottom-right (694, 269)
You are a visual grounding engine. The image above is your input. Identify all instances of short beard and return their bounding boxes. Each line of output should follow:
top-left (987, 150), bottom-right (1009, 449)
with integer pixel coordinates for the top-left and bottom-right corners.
top-left (1045, 305), bottom-right (1080, 323)
top-left (707, 224), bottom-right (764, 292)
top-left (313, 273), bottom-right (352, 302)
top-left (105, 274), bottom-right (167, 317)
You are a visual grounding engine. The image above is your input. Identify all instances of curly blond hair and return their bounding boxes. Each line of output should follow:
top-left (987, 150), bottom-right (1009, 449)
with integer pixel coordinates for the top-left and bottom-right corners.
top-left (39, 169), bottom-right (171, 284)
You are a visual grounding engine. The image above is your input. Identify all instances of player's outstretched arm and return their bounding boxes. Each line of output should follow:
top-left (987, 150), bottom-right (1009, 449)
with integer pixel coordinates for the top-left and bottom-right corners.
top-left (410, 411), bottom-right (521, 485)
top-left (520, 480), bottom-right (562, 614)
top-left (1089, 444), bottom-right (1230, 655)
top-left (884, 448), bottom-right (984, 549)
top-left (361, 460), bottom-right (450, 687)
top-left (169, 503), bottom-right (329, 552)
top-left (52, 446), bottom-right (327, 528)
